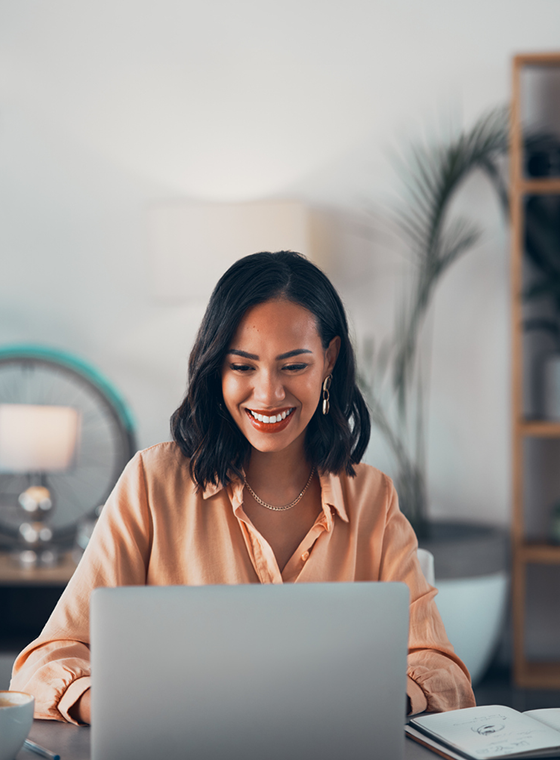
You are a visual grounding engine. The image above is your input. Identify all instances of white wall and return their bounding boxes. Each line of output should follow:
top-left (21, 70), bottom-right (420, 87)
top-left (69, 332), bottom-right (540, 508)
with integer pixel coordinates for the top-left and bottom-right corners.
top-left (1, 0), bottom-right (559, 527)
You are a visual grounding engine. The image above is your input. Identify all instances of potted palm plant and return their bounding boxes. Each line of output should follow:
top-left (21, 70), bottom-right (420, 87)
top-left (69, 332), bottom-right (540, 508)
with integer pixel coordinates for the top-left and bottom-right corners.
top-left (359, 108), bottom-right (510, 683)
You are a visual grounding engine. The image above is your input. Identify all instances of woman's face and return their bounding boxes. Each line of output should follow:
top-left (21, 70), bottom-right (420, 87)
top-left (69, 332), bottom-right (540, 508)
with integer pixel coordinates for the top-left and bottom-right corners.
top-left (222, 299), bottom-right (339, 456)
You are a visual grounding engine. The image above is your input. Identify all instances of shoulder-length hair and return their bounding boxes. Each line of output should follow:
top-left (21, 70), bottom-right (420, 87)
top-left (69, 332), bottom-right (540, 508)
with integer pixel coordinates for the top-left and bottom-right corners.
top-left (171, 251), bottom-right (370, 488)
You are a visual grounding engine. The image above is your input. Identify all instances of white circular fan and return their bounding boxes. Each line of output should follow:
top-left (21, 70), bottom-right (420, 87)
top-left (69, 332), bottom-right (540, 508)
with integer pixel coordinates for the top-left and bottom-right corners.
top-left (0, 345), bottom-right (136, 548)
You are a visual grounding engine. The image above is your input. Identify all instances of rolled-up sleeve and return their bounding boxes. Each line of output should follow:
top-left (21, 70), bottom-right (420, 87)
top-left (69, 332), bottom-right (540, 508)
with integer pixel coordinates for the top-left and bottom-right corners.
top-left (10, 452), bottom-right (153, 723)
top-left (378, 479), bottom-right (475, 714)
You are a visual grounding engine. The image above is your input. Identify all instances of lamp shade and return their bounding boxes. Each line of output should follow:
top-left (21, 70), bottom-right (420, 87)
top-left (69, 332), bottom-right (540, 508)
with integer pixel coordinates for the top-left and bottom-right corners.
top-left (149, 200), bottom-right (312, 302)
top-left (0, 404), bottom-right (80, 473)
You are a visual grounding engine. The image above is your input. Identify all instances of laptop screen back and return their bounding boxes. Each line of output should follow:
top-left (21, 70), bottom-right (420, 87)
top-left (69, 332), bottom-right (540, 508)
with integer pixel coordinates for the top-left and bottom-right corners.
top-left (91, 582), bottom-right (409, 760)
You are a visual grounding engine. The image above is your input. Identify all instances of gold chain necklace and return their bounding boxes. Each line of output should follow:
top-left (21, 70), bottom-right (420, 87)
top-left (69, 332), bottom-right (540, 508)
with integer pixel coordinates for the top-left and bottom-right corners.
top-left (243, 467), bottom-right (316, 512)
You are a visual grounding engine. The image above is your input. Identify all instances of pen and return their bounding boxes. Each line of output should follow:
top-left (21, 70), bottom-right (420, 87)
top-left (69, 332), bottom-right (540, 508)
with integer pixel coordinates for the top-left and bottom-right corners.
top-left (23, 739), bottom-right (61, 760)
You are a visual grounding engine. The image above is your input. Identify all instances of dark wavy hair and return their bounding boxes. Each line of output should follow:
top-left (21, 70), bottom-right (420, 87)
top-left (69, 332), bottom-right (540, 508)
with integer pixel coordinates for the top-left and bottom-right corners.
top-left (171, 251), bottom-right (370, 488)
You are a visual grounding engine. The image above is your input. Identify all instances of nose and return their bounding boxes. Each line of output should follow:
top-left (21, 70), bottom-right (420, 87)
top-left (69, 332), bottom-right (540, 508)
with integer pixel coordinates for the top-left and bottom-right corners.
top-left (253, 369), bottom-right (286, 407)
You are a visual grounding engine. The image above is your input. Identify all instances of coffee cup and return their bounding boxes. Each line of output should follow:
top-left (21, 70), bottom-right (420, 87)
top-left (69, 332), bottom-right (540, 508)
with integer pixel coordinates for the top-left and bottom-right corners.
top-left (0, 691), bottom-right (34, 760)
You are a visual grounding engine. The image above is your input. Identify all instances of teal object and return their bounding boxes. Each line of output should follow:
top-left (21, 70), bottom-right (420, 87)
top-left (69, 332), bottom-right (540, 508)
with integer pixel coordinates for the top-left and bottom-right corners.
top-left (0, 344), bottom-right (137, 544)
top-left (0, 344), bottom-right (135, 433)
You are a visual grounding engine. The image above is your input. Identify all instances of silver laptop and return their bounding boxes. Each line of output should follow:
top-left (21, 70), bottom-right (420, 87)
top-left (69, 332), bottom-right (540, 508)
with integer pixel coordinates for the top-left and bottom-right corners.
top-left (91, 582), bottom-right (409, 760)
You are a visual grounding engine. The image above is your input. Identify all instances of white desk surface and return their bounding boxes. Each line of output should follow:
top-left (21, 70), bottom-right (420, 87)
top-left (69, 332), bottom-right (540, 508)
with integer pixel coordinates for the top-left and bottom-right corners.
top-left (16, 719), bottom-right (437, 760)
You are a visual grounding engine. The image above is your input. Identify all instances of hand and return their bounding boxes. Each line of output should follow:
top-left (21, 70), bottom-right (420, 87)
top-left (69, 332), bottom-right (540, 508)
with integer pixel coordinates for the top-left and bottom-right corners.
top-left (68, 687), bottom-right (91, 725)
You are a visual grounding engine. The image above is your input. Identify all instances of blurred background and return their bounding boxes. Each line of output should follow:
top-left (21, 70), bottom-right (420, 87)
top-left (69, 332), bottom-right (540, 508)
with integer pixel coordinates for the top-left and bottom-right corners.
top-left (0, 0), bottom-right (533, 524)
top-left (1, 0), bottom-right (560, 701)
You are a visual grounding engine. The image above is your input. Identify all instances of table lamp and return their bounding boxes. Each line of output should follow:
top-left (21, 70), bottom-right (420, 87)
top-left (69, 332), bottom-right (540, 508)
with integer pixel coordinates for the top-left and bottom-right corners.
top-left (0, 403), bottom-right (80, 567)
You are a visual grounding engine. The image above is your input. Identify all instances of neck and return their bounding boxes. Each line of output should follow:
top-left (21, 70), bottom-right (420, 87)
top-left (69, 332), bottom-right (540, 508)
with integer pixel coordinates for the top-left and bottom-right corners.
top-left (245, 442), bottom-right (311, 495)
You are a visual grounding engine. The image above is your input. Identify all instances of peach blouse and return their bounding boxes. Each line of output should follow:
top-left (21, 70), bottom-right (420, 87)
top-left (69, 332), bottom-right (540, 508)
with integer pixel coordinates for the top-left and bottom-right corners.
top-left (11, 442), bottom-right (475, 722)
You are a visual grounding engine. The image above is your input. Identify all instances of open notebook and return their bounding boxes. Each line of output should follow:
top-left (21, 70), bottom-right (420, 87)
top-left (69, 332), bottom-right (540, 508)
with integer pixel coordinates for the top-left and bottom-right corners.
top-left (407, 705), bottom-right (560, 760)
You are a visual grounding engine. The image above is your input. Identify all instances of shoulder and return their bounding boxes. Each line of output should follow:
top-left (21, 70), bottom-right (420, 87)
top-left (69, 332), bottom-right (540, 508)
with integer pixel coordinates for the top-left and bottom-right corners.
top-left (135, 441), bottom-right (188, 469)
top-left (323, 462), bottom-right (397, 522)
top-left (340, 462), bottom-right (395, 500)
top-left (126, 441), bottom-right (192, 488)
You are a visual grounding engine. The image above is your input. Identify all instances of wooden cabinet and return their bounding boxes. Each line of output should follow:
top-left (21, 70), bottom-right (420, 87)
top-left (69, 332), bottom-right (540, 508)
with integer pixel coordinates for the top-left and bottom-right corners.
top-left (511, 53), bottom-right (560, 688)
top-left (0, 552), bottom-right (77, 651)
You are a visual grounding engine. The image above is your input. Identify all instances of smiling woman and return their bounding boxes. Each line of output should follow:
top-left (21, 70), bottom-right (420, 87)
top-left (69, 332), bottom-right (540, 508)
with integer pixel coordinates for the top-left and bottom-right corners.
top-left (172, 251), bottom-right (369, 488)
top-left (10, 252), bottom-right (475, 726)
top-left (222, 299), bottom-right (339, 454)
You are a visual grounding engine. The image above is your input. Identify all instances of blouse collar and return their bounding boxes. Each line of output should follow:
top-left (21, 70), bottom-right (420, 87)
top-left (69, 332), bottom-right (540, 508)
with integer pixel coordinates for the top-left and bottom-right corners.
top-left (202, 470), bottom-right (349, 525)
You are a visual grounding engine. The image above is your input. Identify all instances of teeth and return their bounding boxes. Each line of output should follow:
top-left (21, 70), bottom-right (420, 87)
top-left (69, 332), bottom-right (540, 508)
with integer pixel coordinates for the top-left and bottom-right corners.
top-left (250, 408), bottom-right (292, 424)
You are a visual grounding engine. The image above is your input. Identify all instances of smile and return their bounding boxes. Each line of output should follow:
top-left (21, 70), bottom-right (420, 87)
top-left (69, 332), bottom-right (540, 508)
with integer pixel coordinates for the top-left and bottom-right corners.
top-left (244, 407), bottom-right (296, 433)
top-left (248, 408), bottom-right (294, 424)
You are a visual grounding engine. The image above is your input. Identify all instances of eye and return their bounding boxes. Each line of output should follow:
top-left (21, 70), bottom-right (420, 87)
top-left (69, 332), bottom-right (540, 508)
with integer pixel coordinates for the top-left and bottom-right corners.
top-left (229, 363), bottom-right (254, 372)
top-left (282, 363), bottom-right (308, 372)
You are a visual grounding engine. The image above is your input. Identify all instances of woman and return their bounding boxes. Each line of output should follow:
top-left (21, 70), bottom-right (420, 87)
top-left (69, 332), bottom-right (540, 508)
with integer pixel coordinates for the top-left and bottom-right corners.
top-left (11, 251), bottom-right (475, 724)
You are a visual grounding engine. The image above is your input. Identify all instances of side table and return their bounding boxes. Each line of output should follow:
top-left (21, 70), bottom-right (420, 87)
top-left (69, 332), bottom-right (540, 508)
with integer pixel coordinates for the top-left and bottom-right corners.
top-left (0, 551), bottom-right (77, 688)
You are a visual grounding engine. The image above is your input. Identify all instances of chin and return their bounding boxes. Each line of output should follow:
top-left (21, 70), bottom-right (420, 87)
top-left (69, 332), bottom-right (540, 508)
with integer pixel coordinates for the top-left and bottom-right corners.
top-left (246, 428), bottom-right (307, 456)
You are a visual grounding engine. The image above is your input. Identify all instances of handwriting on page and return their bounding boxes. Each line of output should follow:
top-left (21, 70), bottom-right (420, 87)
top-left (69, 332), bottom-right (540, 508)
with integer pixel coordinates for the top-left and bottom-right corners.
top-left (449, 711), bottom-right (557, 757)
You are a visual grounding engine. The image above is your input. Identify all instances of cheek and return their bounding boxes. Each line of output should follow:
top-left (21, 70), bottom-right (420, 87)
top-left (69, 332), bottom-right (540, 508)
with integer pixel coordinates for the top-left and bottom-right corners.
top-left (298, 375), bottom-right (323, 409)
top-left (221, 374), bottom-right (245, 411)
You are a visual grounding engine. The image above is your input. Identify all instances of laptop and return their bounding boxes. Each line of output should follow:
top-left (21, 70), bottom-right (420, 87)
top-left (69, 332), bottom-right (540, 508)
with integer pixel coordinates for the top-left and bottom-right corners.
top-left (91, 582), bottom-right (409, 760)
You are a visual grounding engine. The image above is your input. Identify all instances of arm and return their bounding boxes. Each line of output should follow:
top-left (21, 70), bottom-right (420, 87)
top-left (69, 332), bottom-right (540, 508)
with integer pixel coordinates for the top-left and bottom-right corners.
top-left (68, 687), bottom-right (91, 725)
top-left (10, 452), bottom-right (152, 725)
top-left (378, 479), bottom-right (476, 715)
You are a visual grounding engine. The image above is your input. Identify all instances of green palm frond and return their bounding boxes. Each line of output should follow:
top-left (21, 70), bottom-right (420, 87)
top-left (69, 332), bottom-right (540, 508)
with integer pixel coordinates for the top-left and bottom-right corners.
top-left (392, 109), bottom-right (509, 412)
top-left (393, 108), bottom-right (508, 265)
top-left (360, 106), bottom-right (509, 530)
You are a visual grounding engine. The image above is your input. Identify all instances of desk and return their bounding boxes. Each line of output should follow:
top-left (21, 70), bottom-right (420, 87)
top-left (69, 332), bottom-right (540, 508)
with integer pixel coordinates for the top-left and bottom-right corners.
top-left (0, 551), bottom-right (77, 586)
top-left (15, 720), bottom-right (438, 759)
top-left (0, 552), bottom-right (77, 651)
top-left (16, 721), bottom-right (89, 760)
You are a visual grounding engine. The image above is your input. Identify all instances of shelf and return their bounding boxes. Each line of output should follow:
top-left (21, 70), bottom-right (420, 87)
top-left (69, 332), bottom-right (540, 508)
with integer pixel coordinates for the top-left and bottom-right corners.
top-left (518, 420), bottom-right (560, 437)
top-left (517, 542), bottom-right (560, 564)
top-left (515, 661), bottom-right (560, 689)
top-left (519, 179), bottom-right (560, 195)
top-left (514, 52), bottom-right (560, 67)
top-left (0, 551), bottom-right (77, 586)
top-left (511, 52), bottom-right (560, 692)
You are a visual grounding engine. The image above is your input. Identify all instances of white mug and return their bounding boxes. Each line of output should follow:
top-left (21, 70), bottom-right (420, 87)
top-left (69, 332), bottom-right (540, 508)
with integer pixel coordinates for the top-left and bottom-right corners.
top-left (0, 691), bottom-right (34, 760)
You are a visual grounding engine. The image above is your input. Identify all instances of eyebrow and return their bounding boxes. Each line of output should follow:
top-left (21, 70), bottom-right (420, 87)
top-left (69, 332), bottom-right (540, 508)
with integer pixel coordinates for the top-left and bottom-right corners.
top-left (227, 348), bottom-right (313, 361)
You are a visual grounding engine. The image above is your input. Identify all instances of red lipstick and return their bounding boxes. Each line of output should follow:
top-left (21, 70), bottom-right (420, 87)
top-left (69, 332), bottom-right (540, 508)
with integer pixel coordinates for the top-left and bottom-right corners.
top-left (244, 407), bottom-right (295, 434)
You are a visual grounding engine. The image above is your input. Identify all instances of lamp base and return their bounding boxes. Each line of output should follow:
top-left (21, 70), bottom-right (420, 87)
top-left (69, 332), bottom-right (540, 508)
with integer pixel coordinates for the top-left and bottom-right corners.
top-left (11, 547), bottom-right (60, 569)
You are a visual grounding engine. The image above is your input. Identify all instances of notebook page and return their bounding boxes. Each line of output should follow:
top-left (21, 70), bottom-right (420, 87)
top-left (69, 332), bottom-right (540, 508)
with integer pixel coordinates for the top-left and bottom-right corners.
top-left (412, 705), bottom-right (560, 759)
top-left (406, 725), bottom-right (466, 760)
top-left (524, 708), bottom-right (560, 732)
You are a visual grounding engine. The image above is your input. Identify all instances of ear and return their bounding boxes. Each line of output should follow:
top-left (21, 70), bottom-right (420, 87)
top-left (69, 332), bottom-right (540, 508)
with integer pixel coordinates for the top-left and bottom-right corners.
top-left (324, 336), bottom-right (341, 377)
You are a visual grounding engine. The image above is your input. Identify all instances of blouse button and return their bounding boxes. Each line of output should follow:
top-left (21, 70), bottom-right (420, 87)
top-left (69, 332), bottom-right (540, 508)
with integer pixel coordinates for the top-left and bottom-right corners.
top-left (301, 551), bottom-right (310, 561)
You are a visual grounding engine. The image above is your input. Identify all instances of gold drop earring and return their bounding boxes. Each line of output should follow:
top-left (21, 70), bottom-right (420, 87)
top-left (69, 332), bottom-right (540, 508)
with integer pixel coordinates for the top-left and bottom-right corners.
top-left (322, 375), bottom-right (332, 415)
